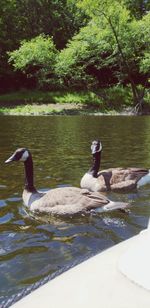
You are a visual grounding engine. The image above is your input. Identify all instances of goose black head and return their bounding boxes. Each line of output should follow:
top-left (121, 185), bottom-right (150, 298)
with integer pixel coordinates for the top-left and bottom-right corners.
top-left (91, 140), bottom-right (102, 155)
top-left (5, 148), bottom-right (30, 164)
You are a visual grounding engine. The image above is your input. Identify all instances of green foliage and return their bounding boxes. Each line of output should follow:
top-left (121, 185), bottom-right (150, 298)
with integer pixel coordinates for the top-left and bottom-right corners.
top-left (144, 88), bottom-right (150, 105)
top-left (0, 89), bottom-right (101, 106)
top-left (0, 86), bottom-right (138, 115)
top-left (55, 0), bottom-right (150, 104)
top-left (0, 0), bottom-right (87, 91)
top-left (0, 0), bottom-right (86, 50)
top-left (0, 89), bottom-right (104, 114)
top-left (141, 53), bottom-right (150, 73)
top-left (123, 0), bottom-right (150, 19)
top-left (100, 85), bottom-right (133, 109)
top-left (8, 35), bottom-right (57, 70)
top-left (137, 13), bottom-right (150, 74)
top-left (55, 32), bottom-right (97, 88)
top-left (55, 21), bottom-right (113, 87)
top-left (8, 35), bottom-right (58, 88)
top-left (54, 91), bottom-right (102, 105)
top-left (0, 0), bottom-right (149, 110)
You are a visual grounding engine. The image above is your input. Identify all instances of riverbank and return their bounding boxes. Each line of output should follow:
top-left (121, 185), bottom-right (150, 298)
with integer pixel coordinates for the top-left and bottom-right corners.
top-left (0, 90), bottom-right (101, 115)
top-left (0, 89), bottom-right (149, 115)
top-left (0, 103), bottom-right (137, 116)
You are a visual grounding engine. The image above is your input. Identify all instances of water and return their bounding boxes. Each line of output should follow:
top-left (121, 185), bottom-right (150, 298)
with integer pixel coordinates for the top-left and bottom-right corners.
top-left (0, 115), bottom-right (150, 303)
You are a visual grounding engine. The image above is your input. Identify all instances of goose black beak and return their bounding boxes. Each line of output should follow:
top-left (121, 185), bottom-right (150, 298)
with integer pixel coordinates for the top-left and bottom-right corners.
top-left (5, 153), bottom-right (16, 164)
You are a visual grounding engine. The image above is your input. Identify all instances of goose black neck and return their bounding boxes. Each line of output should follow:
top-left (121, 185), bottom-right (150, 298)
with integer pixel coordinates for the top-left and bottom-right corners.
top-left (88, 152), bottom-right (101, 177)
top-left (24, 155), bottom-right (36, 192)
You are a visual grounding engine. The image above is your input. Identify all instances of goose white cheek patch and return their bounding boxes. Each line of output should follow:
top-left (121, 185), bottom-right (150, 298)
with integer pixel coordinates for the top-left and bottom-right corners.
top-left (20, 150), bottom-right (29, 162)
top-left (91, 142), bottom-right (102, 154)
top-left (99, 142), bottom-right (102, 152)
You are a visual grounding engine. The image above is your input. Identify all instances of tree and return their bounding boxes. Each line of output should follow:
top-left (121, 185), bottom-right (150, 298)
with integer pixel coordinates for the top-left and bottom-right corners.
top-left (55, 0), bottom-right (150, 107)
top-left (0, 0), bottom-right (87, 91)
top-left (79, 0), bottom-right (150, 106)
top-left (55, 21), bottom-right (116, 88)
top-left (8, 35), bottom-right (58, 88)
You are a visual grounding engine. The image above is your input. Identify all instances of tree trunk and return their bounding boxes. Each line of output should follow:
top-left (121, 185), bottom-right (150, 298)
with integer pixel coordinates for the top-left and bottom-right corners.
top-left (130, 79), bottom-right (139, 105)
top-left (130, 83), bottom-right (146, 114)
top-left (104, 14), bottom-right (145, 113)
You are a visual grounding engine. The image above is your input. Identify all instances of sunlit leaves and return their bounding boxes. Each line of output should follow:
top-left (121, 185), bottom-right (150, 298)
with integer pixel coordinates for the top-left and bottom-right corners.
top-left (56, 1), bottom-right (150, 92)
top-left (8, 35), bottom-right (57, 71)
top-left (8, 35), bottom-right (58, 87)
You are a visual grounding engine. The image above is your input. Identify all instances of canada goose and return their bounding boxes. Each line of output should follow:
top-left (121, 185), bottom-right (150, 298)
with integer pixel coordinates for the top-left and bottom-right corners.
top-left (5, 148), bottom-right (129, 215)
top-left (80, 140), bottom-right (150, 192)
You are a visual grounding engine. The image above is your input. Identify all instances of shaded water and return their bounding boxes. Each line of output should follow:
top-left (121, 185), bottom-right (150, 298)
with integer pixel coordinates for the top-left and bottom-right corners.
top-left (0, 115), bottom-right (150, 303)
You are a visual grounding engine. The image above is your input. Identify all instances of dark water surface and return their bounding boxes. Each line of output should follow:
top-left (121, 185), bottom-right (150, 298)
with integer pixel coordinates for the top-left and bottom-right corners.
top-left (0, 115), bottom-right (150, 303)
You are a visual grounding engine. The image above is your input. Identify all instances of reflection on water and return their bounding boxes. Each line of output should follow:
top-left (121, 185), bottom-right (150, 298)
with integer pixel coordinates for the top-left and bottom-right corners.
top-left (0, 115), bottom-right (150, 303)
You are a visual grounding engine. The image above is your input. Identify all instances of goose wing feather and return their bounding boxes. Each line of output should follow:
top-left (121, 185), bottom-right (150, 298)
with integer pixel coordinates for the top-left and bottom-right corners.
top-left (29, 187), bottom-right (109, 215)
top-left (98, 168), bottom-right (149, 191)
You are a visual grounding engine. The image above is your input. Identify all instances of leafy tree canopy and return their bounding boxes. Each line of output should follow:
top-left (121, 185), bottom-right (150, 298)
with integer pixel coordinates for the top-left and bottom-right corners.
top-left (55, 0), bottom-right (150, 104)
top-left (1, 0), bottom-right (150, 102)
top-left (8, 35), bottom-right (58, 88)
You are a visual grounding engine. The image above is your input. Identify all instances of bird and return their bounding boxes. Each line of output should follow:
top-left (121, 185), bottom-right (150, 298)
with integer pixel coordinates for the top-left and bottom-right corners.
top-left (5, 148), bottom-right (129, 215)
top-left (80, 140), bottom-right (150, 192)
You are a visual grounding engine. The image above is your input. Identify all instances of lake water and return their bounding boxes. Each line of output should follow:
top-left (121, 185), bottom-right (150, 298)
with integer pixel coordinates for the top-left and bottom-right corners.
top-left (0, 115), bottom-right (150, 305)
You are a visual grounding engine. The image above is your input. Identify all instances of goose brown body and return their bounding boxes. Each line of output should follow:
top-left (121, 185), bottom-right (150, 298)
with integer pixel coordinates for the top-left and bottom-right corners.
top-left (81, 167), bottom-right (149, 192)
top-left (5, 148), bottom-right (129, 215)
top-left (23, 187), bottom-right (110, 215)
top-left (99, 167), bottom-right (149, 191)
top-left (80, 140), bottom-right (150, 192)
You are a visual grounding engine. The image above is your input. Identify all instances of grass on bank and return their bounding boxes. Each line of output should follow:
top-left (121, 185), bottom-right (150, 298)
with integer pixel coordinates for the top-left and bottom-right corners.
top-left (0, 90), bottom-right (104, 115)
top-left (0, 86), bottom-right (149, 115)
top-left (0, 104), bottom-right (59, 115)
top-left (0, 90), bottom-right (101, 105)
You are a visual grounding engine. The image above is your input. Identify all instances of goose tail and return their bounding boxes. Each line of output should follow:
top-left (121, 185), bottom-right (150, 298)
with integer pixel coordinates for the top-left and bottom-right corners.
top-left (137, 169), bottom-right (150, 188)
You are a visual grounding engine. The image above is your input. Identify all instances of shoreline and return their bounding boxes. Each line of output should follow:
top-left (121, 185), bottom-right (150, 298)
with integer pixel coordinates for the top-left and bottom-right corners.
top-left (0, 103), bottom-right (149, 116)
top-left (0, 90), bottom-right (149, 116)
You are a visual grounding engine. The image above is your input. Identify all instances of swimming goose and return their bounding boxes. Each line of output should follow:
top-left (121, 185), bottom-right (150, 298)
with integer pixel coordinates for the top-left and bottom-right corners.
top-left (80, 140), bottom-right (150, 192)
top-left (5, 148), bottom-right (129, 215)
